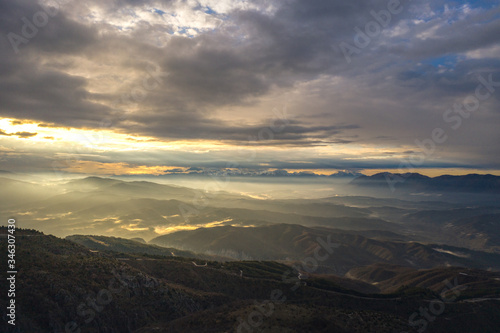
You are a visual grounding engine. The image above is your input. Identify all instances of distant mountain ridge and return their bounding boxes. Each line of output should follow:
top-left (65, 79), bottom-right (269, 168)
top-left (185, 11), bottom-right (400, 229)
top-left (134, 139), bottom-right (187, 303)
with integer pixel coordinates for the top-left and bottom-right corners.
top-left (3, 175), bottom-right (500, 252)
top-left (118, 168), bottom-right (363, 178)
top-left (351, 172), bottom-right (500, 193)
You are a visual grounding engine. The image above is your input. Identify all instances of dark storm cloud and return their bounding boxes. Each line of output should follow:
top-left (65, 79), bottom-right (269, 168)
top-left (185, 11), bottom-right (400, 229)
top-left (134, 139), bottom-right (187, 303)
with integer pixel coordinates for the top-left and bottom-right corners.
top-left (37, 148), bottom-right (464, 171)
top-left (0, 0), bottom-right (499, 170)
top-left (0, 64), bottom-right (110, 127)
top-left (0, 0), bottom-right (97, 55)
top-left (0, 0), bottom-right (461, 130)
top-left (2, 0), bottom-right (405, 137)
top-left (124, 109), bottom-right (359, 143)
top-left (0, 0), bottom-right (108, 127)
top-left (97, 0), bottom-right (421, 141)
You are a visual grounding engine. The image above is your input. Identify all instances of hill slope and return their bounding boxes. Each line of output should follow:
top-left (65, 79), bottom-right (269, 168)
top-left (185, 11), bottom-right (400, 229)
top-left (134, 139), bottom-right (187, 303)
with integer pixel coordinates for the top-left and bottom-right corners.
top-left (150, 224), bottom-right (500, 274)
top-left (2, 228), bottom-right (500, 333)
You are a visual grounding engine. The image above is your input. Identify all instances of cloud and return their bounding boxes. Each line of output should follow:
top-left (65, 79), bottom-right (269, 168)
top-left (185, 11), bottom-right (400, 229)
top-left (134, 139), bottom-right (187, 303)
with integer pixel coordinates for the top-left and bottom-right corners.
top-left (0, 0), bottom-right (499, 172)
top-left (0, 145), bottom-right (14, 152)
top-left (0, 129), bottom-right (37, 138)
top-left (14, 131), bottom-right (37, 138)
top-left (60, 160), bottom-right (183, 176)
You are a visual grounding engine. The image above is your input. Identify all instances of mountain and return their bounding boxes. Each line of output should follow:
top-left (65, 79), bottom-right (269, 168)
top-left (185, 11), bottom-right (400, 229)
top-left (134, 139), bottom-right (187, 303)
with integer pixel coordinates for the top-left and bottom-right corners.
top-left (211, 198), bottom-right (372, 218)
top-left (351, 172), bottom-right (500, 194)
top-left (4, 176), bottom-right (405, 240)
top-left (3, 176), bottom-right (499, 254)
top-left (3, 227), bottom-right (500, 333)
top-left (183, 206), bottom-right (403, 231)
top-left (0, 177), bottom-right (57, 209)
top-left (66, 176), bottom-right (200, 201)
top-left (347, 263), bottom-right (500, 296)
top-left (399, 210), bottom-right (500, 252)
top-left (314, 195), bottom-right (459, 210)
top-left (131, 237), bottom-right (147, 244)
top-left (442, 214), bottom-right (500, 252)
top-left (66, 235), bottom-right (197, 257)
top-left (65, 234), bottom-right (230, 261)
top-left (65, 176), bottom-right (123, 190)
top-left (1, 228), bottom-right (217, 333)
top-left (164, 168), bottom-right (363, 178)
top-left (150, 224), bottom-right (500, 274)
top-left (328, 170), bottom-right (364, 178)
top-left (403, 207), bottom-right (500, 226)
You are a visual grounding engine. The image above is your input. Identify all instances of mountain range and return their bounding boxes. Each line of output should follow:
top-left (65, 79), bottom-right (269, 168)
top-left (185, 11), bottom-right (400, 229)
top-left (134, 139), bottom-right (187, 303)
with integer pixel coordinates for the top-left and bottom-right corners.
top-left (2, 174), bottom-right (500, 332)
top-left (351, 172), bottom-right (500, 195)
top-left (2, 227), bottom-right (500, 333)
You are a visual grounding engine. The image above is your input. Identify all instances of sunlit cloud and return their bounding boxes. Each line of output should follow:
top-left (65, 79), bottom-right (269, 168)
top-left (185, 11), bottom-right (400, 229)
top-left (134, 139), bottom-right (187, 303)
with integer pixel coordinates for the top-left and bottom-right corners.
top-left (0, 0), bottom-right (499, 175)
top-left (62, 161), bottom-right (188, 176)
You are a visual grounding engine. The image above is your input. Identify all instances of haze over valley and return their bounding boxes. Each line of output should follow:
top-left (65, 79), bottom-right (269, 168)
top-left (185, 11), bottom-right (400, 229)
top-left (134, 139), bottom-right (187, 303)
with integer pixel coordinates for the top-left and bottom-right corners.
top-left (2, 172), bottom-right (500, 332)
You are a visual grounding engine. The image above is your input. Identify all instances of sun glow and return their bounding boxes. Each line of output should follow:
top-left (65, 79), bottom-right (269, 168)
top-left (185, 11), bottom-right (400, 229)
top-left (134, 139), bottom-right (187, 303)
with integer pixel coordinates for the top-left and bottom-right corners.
top-left (0, 117), bottom-right (234, 151)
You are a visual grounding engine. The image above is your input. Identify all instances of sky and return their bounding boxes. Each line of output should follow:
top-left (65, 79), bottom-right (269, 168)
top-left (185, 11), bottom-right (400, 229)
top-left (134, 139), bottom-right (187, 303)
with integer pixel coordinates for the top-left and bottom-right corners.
top-left (0, 0), bottom-right (499, 177)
